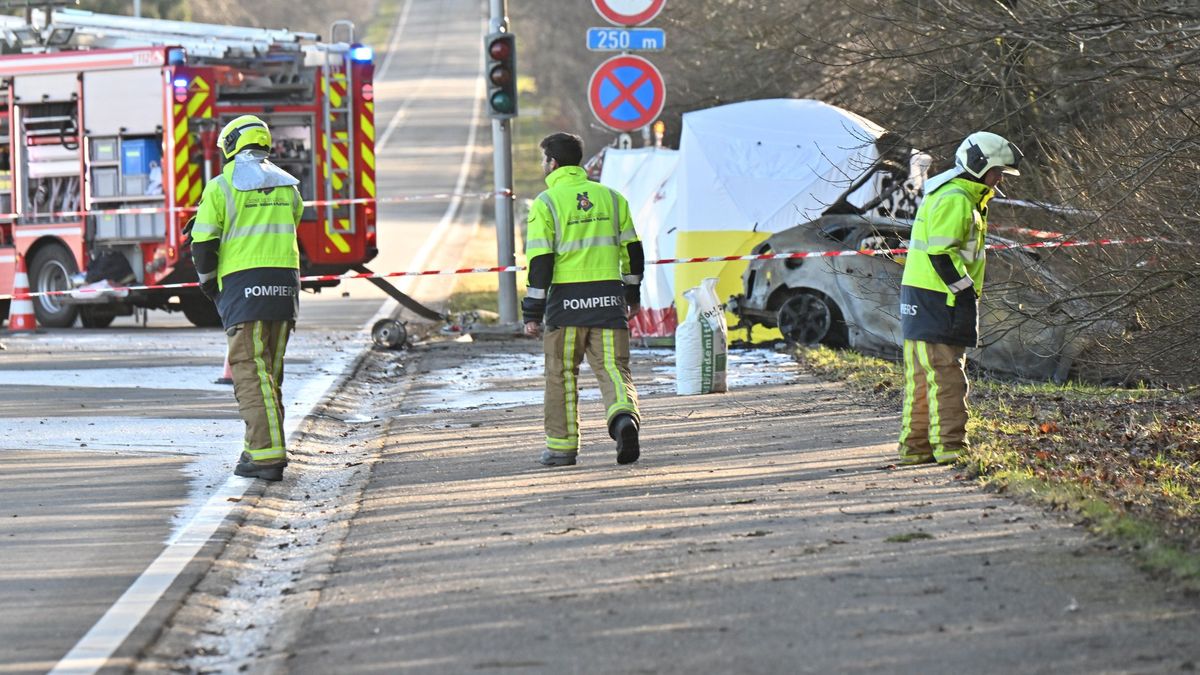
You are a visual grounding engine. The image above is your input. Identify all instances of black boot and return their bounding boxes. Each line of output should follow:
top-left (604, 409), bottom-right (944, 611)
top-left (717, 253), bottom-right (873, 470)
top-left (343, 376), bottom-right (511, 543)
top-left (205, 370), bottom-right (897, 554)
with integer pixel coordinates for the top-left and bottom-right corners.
top-left (609, 414), bottom-right (640, 465)
top-left (234, 452), bottom-right (287, 481)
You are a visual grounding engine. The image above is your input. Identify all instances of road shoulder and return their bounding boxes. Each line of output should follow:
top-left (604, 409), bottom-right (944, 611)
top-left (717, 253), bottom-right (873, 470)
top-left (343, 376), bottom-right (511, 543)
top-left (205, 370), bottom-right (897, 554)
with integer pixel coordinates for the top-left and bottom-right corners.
top-left (133, 344), bottom-right (411, 674)
top-left (284, 339), bottom-right (1199, 673)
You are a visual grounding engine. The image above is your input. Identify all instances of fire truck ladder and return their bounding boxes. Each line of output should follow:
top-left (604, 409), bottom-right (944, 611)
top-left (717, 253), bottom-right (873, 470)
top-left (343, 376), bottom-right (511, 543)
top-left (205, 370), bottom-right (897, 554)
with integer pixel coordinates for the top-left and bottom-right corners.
top-left (12, 8), bottom-right (322, 59)
top-left (320, 21), bottom-right (357, 243)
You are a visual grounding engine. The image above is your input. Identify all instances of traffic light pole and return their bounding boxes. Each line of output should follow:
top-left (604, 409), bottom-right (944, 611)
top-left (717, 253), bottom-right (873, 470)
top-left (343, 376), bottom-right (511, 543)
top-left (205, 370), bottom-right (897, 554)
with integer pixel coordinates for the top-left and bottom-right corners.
top-left (489, 0), bottom-right (518, 326)
top-left (492, 119), bottom-right (518, 326)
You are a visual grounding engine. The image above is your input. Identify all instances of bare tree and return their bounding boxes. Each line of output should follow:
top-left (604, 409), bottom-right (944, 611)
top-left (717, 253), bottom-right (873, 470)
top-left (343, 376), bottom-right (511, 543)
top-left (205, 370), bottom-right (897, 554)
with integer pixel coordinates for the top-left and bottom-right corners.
top-left (514, 0), bottom-right (1200, 383)
top-left (813, 0), bottom-right (1200, 383)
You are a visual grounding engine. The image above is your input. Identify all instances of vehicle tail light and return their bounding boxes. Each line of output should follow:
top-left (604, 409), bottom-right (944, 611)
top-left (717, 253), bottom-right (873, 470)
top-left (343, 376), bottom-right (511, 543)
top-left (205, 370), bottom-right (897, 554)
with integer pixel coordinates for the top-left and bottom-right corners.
top-left (365, 204), bottom-right (377, 248)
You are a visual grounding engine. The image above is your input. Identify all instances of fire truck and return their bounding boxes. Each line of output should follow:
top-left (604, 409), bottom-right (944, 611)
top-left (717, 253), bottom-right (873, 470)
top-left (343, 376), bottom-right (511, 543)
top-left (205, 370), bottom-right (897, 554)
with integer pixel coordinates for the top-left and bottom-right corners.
top-left (0, 7), bottom-right (378, 327)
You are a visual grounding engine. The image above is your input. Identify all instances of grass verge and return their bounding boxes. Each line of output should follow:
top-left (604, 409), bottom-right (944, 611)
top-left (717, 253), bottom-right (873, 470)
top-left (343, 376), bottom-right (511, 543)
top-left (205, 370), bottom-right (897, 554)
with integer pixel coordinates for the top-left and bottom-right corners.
top-left (445, 74), bottom-right (567, 319)
top-left (443, 214), bottom-right (525, 322)
top-left (795, 345), bottom-right (1200, 591)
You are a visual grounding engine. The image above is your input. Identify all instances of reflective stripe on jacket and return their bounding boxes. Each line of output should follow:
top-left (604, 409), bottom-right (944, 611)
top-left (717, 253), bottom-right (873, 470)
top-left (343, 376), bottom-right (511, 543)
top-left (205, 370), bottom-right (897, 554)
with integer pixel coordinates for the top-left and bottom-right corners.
top-left (899, 177), bottom-right (994, 346)
top-left (901, 177), bottom-right (993, 299)
top-left (191, 162), bottom-right (303, 328)
top-left (527, 166), bottom-right (638, 284)
top-left (526, 165), bottom-right (640, 328)
top-left (191, 163), bottom-right (303, 285)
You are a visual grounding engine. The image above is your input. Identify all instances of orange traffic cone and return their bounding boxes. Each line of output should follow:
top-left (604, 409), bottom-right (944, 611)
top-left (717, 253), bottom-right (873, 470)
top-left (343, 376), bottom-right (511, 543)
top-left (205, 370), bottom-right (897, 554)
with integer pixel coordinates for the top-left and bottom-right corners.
top-left (215, 355), bottom-right (233, 385)
top-left (6, 253), bottom-right (37, 333)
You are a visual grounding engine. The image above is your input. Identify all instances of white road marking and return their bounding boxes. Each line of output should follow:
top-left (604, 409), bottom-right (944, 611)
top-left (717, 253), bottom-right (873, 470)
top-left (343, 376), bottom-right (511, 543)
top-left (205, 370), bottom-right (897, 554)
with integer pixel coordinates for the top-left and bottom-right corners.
top-left (49, 10), bottom-right (489, 673)
top-left (368, 25), bottom-right (486, 328)
top-left (48, 477), bottom-right (251, 675)
top-left (47, 346), bottom-right (357, 675)
top-left (376, 0), bottom-right (479, 153)
top-left (0, 366), bottom-right (237, 391)
top-left (404, 69), bottom-right (485, 279)
top-left (374, 0), bottom-right (419, 153)
top-left (375, 0), bottom-right (414, 83)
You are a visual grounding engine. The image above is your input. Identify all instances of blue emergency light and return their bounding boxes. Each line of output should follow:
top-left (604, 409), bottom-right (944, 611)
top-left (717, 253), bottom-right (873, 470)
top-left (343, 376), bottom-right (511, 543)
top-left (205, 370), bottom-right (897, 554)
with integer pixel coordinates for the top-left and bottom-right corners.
top-left (173, 77), bottom-right (188, 88)
top-left (349, 45), bottom-right (373, 63)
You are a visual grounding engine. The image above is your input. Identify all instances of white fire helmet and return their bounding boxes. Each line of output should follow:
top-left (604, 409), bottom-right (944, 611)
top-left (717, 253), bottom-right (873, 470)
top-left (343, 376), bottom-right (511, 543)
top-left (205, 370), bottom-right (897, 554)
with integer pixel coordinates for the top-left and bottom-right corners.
top-left (955, 131), bottom-right (1023, 179)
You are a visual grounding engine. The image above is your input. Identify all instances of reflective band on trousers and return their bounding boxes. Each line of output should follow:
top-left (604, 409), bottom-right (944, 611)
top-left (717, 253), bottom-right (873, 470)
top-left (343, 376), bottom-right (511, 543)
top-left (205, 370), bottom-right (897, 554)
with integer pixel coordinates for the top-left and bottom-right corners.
top-left (254, 321), bottom-right (285, 454)
top-left (562, 326), bottom-right (579, 445)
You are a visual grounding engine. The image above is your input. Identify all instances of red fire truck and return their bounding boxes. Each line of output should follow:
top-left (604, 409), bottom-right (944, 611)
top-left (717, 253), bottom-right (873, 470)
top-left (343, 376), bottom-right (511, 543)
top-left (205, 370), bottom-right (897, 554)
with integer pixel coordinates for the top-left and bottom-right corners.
top-left (0, 8), bottom-right (378, 327)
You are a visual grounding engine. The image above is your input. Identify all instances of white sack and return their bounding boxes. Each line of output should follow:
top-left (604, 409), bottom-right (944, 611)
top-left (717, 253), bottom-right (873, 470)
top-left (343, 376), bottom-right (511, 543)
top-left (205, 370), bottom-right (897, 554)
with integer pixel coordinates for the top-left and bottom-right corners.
top-left (675, 277), bottom-right (728, 395)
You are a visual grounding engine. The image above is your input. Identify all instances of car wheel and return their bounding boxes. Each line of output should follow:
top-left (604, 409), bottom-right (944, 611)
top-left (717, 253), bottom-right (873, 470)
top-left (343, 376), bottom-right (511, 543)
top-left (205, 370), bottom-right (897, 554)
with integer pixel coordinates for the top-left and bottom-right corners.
top-left (29, 245), bottom-right (80, 328)
top-left (777, 292), bottom-right (846, 347)
top-left (79, 307), bottom-right (117, 328)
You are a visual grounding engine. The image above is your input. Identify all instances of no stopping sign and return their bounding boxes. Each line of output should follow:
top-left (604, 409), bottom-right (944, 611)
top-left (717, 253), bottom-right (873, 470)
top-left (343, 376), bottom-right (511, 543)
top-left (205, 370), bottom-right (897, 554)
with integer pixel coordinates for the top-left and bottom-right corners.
top-left (588, 55), bottom-right (666, 131)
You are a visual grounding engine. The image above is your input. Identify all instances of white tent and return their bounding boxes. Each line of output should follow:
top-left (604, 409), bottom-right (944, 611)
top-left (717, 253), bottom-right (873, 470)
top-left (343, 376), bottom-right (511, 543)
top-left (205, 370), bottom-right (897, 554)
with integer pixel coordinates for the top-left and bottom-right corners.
top-left (601, 99), bottom-right (889, 339)
top-left (677, 98), bottom-right (886, 233)
top-left (599, 147), bottom-right (679, 338)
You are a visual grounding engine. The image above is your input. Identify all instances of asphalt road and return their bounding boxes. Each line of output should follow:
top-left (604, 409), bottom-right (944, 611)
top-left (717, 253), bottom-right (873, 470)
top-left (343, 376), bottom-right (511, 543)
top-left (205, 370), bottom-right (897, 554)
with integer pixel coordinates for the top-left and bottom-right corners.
top-left (0, 0), bottom-right (488, 671)
top-left (137, 339), bottom-right (1200, 674)
top-left (8, 1), bottom-right (1199, 671)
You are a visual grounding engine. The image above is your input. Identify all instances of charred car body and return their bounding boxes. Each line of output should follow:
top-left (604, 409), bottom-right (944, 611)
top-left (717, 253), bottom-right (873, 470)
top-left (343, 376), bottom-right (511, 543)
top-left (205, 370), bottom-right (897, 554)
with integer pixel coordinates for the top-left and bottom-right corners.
top-left (729, 163), bottom-right (1120, 382)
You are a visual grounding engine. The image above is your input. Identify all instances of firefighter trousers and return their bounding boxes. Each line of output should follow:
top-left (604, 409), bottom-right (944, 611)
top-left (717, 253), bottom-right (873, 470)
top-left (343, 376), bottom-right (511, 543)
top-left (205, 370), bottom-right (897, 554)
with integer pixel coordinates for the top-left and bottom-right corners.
top-left (898, 339), bottom-right (968, 464)
top-left (227, 320), bottom-right (293, 463)
top-left (543, 326), bottom-right (639, 453)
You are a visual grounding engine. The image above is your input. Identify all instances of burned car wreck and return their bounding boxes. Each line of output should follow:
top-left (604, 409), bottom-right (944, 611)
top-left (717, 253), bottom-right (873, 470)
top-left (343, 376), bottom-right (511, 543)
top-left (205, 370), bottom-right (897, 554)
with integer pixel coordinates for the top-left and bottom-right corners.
top-left (728, 167), bottom-right (1120, 382)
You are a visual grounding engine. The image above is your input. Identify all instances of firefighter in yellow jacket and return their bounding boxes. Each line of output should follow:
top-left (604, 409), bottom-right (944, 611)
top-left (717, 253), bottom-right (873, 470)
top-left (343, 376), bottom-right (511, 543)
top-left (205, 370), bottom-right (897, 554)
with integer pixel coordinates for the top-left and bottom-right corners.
top-left (523, 132), bottom-right (644, 466)
top-left (898, 131), bottom-right (1022, 465)
top-left (190, 115), bottom-right (303, 481)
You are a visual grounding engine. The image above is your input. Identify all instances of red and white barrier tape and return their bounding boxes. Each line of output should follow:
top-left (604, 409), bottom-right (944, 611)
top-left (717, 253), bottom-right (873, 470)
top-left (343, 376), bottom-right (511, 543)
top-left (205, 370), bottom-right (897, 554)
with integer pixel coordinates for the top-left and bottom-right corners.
top-left (0, 190), bottom-right (512, 221)
top-left (990, 225), bottom-right (1067, 239)
top-left (656, 236), bottom-right (1163, 267)
top-left (0, 236), bottom-right (1169, 302)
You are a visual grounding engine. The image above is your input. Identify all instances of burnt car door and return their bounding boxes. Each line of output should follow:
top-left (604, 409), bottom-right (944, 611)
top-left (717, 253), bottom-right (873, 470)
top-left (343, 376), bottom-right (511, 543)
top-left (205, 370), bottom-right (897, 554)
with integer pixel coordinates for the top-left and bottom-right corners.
top-left (829, 219), bottom-right (910, 356)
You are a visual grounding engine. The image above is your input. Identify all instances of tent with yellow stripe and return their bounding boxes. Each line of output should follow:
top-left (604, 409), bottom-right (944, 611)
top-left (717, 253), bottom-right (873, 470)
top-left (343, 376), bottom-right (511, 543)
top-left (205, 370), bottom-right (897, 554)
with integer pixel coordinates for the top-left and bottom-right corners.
top-left (600, 99), bottom-right (889, 343)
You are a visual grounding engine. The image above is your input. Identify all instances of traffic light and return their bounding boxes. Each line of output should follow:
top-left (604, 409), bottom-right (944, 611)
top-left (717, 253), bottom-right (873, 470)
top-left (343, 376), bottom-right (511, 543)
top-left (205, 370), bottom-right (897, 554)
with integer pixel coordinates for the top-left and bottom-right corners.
top-left (485, 32), bottom-right (518, 119)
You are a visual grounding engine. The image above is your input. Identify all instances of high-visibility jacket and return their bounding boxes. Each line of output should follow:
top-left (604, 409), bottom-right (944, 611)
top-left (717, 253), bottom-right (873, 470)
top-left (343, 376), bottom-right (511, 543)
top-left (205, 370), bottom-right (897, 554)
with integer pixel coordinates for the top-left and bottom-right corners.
top-left (899, 177), bottom-right (994, 346)
top-left (524, 165), bottom-right (642, 329)
top-left (191, 162), bottom-right (303, 328)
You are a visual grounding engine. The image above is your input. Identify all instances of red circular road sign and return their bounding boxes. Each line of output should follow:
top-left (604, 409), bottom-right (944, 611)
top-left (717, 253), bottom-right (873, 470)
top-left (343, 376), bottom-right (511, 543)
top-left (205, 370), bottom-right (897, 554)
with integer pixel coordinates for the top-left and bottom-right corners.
top-left (592, 0), bottom-right (667, 27)
top-left (588, 55), bottom-right (666, 132)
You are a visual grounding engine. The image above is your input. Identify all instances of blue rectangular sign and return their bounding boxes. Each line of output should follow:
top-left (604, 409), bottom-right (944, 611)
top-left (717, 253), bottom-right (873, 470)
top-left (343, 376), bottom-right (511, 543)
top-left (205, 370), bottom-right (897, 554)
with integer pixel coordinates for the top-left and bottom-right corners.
top-left (587, 27), bottom-right (666, 52)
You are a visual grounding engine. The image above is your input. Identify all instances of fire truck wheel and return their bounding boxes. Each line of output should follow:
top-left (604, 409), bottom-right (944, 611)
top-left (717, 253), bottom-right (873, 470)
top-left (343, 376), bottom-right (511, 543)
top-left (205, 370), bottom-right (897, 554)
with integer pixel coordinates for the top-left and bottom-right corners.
top-left (181, 294), bottom-right (223, 328)
top-left (29, 245), bottom-right (80, 328)
top-left (79, 307), bottom-right (117, 329)
top-left (0, 300), bottom-right (9, 325)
